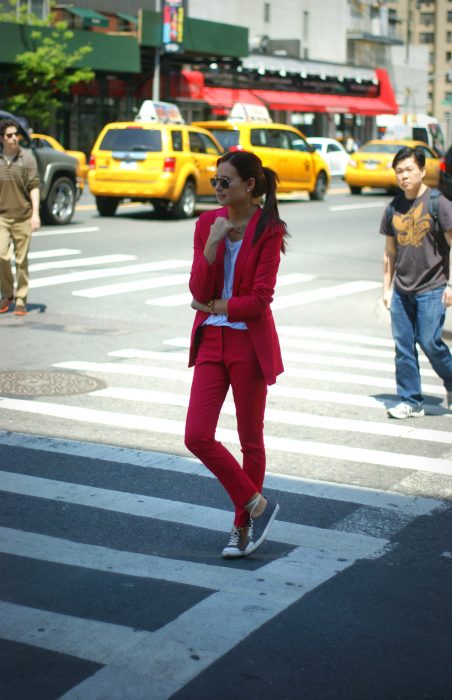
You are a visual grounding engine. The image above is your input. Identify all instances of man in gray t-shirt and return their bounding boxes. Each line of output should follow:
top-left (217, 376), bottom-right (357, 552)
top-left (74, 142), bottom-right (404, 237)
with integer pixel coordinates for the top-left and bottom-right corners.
top-left (380, 145), bottom-right (452, 419)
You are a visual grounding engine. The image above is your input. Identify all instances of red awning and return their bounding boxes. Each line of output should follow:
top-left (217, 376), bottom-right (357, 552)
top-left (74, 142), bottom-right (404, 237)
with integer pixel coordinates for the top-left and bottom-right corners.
top-left (251, 69), bottom-right (397, 115)
top-left (177, 68), bottom-right (398, 116)
top-left (202, 87), bottom-right (264, 108)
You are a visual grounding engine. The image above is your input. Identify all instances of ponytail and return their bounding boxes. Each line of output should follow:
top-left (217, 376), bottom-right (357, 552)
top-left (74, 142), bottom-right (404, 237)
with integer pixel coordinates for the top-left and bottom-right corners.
top-left (253, 166), bottom-right (289, 253)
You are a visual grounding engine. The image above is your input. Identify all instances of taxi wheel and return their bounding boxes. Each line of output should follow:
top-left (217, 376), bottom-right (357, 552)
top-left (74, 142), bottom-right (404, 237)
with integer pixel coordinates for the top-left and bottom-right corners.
top-left (96, 196), bottom-right (119, 216)
top-left (309, 172), bottom-right (327, 201)
top-left (173, 180), bottom-right (196, 219)
top-left (349, 186), bottom-right (362, 195)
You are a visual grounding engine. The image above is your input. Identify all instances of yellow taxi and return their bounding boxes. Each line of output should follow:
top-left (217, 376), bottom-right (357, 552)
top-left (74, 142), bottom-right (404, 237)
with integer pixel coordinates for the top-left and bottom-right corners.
top-left (88, 121), bottom-right (223, 218)
top-left (32, 133), bottom-right (89, 182)
top-left (192, 119), bottom-right (330, 200)
top-left (344, 139), bottom-right (441, 194)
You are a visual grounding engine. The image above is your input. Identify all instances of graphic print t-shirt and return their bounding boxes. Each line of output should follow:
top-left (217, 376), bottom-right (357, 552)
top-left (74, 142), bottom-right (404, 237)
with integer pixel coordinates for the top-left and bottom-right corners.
top-left (380, 187), bottom-right (452, 294)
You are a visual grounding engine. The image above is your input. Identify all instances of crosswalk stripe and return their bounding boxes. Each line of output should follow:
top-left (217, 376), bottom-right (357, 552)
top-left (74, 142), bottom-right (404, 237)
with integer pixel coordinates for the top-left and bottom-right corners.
top-left (272, 280), bottom-right (381, 309)
top-left (30, 259), bottom-right (190, 289)
top-left (1, 398), bottom-right (451, 474)
top-left (163, 334), bottom-right (431, 363)
top-left (52, 359), bottom-right (445, 395)
top-left (91, 387), bottom-right (452, 445)
top-left (277, 326), bottom-right (395, 347)
top-left (330, 202), bottom-right (386, 211)
top-left (73, 273), bottom-right (189, 298)
top-left (0, 430), bottom-right (440, 515)
top-left (145, 273), bottom-right (317, 308)
top-left (0, 470), bottom-right (386, 551)
top-left (29, 254), bottom-right (136, 272)
top-left (28, 248), bottom-right (81, 259)
top-left (33, 227), bottom-right (100, 237)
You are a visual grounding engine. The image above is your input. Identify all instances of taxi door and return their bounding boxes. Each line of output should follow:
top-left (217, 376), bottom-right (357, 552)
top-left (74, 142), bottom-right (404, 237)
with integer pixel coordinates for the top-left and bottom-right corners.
top-left (187, 130), bottom-right (221, 194)
top-left (420, 145), bottom-right (440, 188)
top-left (249, 127), bottom-right (312, 190)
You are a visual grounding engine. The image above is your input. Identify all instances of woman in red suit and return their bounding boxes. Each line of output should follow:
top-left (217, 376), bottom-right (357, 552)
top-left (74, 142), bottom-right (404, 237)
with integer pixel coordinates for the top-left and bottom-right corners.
top-left (185, 150), bottom-right (288, 559)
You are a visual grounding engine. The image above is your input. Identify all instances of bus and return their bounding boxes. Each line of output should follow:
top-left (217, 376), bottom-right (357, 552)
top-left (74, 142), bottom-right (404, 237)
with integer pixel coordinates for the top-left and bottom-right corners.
top-left (376, 113), bottom-right (445, 154)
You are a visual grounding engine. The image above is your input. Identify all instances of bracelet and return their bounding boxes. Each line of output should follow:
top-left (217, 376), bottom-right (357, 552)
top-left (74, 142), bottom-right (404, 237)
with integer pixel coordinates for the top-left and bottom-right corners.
top-left (207, 299), bottom-right (215, 314)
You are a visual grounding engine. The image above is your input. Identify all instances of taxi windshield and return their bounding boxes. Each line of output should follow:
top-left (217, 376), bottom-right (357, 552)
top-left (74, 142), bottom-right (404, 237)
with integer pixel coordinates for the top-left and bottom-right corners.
top-left (360, 143), bottom-right (404, 154)
top-left (208, 130), bottom-right (240, 150)
top-left (99, 129), bottom-right (163, 152)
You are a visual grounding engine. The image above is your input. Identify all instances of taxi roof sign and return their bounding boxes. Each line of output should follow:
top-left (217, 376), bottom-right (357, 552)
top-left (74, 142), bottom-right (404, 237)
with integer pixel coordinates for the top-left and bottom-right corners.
top-left (229, 103), bottom-right (272, 123)
top-left (135, 101), bottom-right (185, 124)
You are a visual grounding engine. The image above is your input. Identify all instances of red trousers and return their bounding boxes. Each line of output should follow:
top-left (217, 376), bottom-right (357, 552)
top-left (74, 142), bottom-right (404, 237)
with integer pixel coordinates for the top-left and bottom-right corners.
top-left (184, 325), bottom-right (268, 527)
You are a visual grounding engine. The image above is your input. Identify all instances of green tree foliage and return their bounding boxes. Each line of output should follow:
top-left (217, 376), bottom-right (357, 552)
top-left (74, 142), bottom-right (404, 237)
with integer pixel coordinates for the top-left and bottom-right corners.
top-left (1, 1), bottom-right (95, 129)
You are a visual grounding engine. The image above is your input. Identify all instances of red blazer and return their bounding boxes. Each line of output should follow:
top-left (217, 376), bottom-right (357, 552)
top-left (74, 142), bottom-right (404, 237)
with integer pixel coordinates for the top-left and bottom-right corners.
top-left (188, 206), bottom-right (284, 385)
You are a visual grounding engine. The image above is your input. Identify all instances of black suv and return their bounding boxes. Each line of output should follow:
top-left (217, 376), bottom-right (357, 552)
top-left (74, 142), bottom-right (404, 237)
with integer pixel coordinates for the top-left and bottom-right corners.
top-left (0, 109), bottom-right (79, 225)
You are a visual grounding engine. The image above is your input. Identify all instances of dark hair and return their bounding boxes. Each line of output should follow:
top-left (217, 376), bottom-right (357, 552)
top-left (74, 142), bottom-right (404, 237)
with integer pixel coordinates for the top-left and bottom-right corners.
top-left (392, 146), bottom-right (425, 170)
top-left (0, 119), bottom-right (20, 138)
top-left (216, 150), bottom-right (289, 253)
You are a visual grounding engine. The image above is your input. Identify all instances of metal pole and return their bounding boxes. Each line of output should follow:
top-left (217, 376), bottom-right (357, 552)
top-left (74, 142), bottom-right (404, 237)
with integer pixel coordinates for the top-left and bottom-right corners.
top-left (152, 0), bottom-right (161, 101)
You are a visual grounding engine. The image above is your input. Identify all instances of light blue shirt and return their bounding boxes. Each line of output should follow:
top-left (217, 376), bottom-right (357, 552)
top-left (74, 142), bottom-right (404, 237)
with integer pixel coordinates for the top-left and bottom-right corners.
top-left (203, 236), bottom-right (247, 330)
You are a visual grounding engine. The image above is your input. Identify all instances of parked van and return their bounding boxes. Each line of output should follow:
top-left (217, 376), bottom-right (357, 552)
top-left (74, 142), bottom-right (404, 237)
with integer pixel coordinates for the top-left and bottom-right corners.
top-left (376, 113), bottom-right (445, 154)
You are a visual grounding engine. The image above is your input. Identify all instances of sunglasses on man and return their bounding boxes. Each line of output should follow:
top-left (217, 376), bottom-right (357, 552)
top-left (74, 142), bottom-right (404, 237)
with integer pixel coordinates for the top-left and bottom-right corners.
top-left (210, 176), bottom-right (242, 189)
top-left (3, 132), bottom-right (19, 138)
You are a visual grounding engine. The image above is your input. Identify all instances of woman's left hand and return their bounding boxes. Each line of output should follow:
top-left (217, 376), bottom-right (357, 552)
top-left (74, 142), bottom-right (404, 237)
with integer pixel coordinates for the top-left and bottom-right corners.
top-left (191, 297), bottom-right (210, 312)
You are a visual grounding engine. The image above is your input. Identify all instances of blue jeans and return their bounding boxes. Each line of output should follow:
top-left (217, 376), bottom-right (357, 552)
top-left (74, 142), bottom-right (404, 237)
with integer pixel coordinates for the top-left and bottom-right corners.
top-left (390, 286), bottom-right (452, 407)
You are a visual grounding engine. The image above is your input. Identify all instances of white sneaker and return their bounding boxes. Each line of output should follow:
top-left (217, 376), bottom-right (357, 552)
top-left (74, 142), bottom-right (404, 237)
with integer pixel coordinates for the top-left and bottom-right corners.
top-left (387, 402), bottom-right (425, 419)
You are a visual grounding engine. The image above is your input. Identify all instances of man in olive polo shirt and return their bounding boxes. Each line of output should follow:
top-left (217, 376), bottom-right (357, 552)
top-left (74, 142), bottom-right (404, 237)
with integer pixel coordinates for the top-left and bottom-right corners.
top-left (0, 118), bottom-right (41, 315)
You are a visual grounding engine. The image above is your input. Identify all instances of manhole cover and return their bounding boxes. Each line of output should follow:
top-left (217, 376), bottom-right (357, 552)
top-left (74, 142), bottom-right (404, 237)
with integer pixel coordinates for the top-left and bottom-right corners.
top-left (0, 370), bottom-right (105, 397)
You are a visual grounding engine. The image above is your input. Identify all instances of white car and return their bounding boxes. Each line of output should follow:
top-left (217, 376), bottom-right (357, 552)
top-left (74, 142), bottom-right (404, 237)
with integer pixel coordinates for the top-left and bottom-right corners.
top-left (307, 137), bottom-right (350, 177)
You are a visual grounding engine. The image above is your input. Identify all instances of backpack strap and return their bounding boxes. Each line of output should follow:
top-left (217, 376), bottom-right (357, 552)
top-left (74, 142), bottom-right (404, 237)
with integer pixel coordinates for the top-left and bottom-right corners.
top-left (428, 188), bottom-right (441, 234)
top-left (384, 192), bottom-right (403, 234)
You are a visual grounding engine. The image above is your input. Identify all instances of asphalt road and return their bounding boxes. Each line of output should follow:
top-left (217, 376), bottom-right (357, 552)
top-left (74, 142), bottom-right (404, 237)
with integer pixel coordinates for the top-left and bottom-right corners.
top-left (1, 182), bottom-right (452, 699)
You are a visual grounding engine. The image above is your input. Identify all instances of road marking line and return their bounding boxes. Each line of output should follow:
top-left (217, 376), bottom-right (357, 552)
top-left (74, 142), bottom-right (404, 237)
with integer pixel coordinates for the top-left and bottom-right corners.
top-left (0, 470), bottom-right (385, 551)
top-left (91, 386), bottom-right (452, 445)
top-left (0, 430), bottom-right (440, 514)
top-left (29, 259), bottom-right (190, 289)
top-left (33, 227), bottom-right (100, 237)
top-left (28, 248), bottom-right (81, 259)
top-left (272, 280), bottom-right (381, 309)
top-left (1, 398), bottom-right (451, 473)
top-left (277, 326), bottom-right (395, 347)
top-left (330, 202), bottom-right (387, 211)
top-left (145, 273), bottom-right (316, 307)
top-left (73, 273), bottom-right (189, 298)
top-left (29, 254), bottom-right (136, 272)
top-left (52, 359), bottom-right (445, 395)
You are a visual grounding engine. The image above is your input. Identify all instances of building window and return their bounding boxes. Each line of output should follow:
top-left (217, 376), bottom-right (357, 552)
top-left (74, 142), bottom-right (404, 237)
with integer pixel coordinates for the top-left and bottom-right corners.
top-left (420, 13), bottom-right (434, 24)
top-left (264, 3), bottom-right (270, 23)
top-left (447, 51), bottom-right (452, 62)
top-left (448, 32), bottom-right (452, 42)
top-left (419, 33), bottom-right (434, 43)
top-left (445, 92), bottom-right (452, 101)
top-left (16, 0), bottom-right (49, 19)
top-left (448, 11), bottom-right (452, 22)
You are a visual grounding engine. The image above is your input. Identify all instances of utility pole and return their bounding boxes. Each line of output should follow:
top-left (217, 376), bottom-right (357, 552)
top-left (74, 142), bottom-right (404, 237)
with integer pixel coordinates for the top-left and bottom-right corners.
top-left (152, 0), bottom-right (161, 101)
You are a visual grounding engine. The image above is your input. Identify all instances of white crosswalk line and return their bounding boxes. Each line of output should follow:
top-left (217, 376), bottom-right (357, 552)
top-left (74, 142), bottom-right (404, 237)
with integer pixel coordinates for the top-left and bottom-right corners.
top-left (277, 326), bottom-right (395, 347)
top-left (28, 248), bottom-right (81, 259)
top-left (272, 280), bottom-right (381, 309)
top-left (0, 431), bottom-right (440, 515)
top-left (0, 471), bottom-right (386, 551)
top-left (91, 387), bottom-right (452, 445)
top-left (33, 226), bottom-right (100, 237)
top-left (29, 254), bottom-right (136, 272)
top-left (1, 398), bottom-right (451, 473)
top-left (30, 259), bottom-right (190, 289)
top-left (145, 272), bottom-right (316, 308)
top-left (73, 273), bottom-right (189, 298)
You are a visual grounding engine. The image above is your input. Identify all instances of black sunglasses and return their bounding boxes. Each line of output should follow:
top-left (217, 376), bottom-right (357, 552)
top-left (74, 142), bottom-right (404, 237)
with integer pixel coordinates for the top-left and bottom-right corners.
top-left (210, 176), bottom-right (242, 189)
top-left (4, 132), bottom-right (19, 138)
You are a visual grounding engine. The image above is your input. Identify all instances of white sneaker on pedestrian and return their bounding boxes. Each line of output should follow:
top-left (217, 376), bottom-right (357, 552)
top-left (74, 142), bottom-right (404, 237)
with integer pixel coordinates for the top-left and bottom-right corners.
top-left (447, 392), bottom-right (452, 411)
top-left (387, 402), bottom-right (425, 419)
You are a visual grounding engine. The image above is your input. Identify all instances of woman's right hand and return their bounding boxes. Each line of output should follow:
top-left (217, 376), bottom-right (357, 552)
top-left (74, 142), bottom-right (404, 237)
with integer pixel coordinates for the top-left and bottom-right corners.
top-left (204, 217), bottom-right (234, 263)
